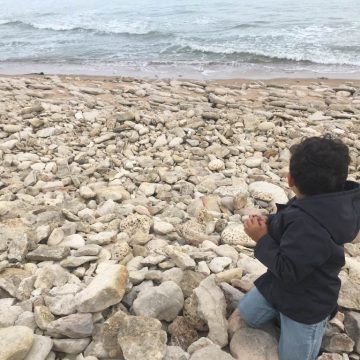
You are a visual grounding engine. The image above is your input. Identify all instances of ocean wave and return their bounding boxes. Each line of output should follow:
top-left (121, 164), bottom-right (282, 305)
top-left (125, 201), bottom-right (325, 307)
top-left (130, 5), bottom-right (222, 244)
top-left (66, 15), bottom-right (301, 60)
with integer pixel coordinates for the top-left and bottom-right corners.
top-left (171, 43), bottom-right (360, 67)
top-left (0, 20), bottom-right (172, 37)
top-left (230, 22), bottom-right (268, 29)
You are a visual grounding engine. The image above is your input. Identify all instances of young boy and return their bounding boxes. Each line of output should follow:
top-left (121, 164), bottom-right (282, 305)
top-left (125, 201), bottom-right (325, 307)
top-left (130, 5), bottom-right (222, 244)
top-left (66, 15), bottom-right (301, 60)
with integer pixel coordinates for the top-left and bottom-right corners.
top-left (234, 136), bottom-right (360, 360)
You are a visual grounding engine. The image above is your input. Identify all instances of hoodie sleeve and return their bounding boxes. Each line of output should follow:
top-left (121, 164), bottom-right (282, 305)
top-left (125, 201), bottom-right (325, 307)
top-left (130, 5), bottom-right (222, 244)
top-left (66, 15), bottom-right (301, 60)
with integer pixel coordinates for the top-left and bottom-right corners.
top-left (254, 217), bottom-right (332, 284)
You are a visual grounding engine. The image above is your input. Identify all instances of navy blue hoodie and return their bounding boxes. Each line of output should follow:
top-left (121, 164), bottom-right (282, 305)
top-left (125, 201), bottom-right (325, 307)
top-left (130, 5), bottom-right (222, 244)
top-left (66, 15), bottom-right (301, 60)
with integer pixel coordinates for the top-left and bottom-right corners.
top-left (254, 181), bottom-right (360, 324)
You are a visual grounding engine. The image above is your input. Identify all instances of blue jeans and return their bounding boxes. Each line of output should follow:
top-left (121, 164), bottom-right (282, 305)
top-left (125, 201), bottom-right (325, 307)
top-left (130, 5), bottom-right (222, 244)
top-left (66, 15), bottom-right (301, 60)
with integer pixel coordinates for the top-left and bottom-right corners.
top-left (238, 287), bottom-right (329, 360)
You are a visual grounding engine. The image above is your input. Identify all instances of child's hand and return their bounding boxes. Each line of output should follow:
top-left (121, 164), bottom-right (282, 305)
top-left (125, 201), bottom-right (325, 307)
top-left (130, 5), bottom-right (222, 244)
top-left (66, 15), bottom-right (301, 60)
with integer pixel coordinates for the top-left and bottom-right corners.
top-left (253, 214), bottom-right (269, 224)
top-left (244, 215), bottom-right (268, 243)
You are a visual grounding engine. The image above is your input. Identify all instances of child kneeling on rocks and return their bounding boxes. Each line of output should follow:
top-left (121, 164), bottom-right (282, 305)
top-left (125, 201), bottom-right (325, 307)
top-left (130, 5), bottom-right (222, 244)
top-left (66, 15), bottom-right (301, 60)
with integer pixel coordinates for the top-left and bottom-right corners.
top-left (231, 135), bottom-right (360, 360)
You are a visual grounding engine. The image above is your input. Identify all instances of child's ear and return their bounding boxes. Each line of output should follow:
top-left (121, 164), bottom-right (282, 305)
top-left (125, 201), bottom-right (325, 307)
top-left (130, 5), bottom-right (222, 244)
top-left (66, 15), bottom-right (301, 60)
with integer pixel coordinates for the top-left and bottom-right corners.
top-left (287, 172), bottom-right (296, 188)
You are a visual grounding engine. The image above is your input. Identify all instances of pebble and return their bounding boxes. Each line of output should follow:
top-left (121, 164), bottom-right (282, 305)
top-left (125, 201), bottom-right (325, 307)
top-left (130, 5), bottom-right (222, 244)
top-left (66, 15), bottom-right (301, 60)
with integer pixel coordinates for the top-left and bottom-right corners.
top-left (208, 257), bottom-right (232, 273)
top-left (245, 157), bottom-right (263, 168)
top-left (153, 220), bottom-right (175, 235)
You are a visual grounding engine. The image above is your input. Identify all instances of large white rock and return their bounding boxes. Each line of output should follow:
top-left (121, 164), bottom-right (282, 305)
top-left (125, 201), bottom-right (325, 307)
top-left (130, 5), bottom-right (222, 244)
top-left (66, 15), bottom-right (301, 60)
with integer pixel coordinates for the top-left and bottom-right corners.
top-left (133, 281), bottom-right (184, 321)
top-left (139, 182), bottom-right (156, 196)
top-left (24, 335), bottom-right (53, 360)
top-left (230, 328), bottom-right (278, 360)
top-left (165, 346), bottom-right (190, 360)
top-left (189, 345), bottom-right (234, 360)
top-left (344, 311), bottom-right (360, 353)
top-left (194, 276), bottom-right (228, 347)
top-left (249, 181), bottom-right (288, 204)
top-left (237, 254), bottom-right (267, 276)
top-left (0, 326), bottom-right (34, 360)
top-left (338, 273), bottom-right (360, 311)
top-left (60, 234), bottom-right (85, 249)
top-left (154, 134), bottom-right (168, 147)
top-left (76, 264), bottom-right (128, 312)
top-left (117, 314), bottom-right (167, 360)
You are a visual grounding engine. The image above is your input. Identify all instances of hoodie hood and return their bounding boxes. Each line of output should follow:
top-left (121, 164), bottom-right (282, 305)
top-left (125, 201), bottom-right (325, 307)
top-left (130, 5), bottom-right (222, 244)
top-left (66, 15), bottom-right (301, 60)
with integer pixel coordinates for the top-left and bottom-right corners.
top-left (292, 181), bottom-right (360, 245)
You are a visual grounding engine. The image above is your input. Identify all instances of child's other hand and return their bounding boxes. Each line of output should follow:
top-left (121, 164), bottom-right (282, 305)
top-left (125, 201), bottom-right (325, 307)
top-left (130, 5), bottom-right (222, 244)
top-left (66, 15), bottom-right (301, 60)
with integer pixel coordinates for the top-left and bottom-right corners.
top-left (244, 215), bottom-right (268, 243)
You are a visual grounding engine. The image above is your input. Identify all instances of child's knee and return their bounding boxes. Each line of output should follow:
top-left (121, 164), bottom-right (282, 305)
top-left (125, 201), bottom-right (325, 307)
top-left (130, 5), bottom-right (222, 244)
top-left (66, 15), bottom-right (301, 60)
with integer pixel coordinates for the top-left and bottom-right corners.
top-left (237, 287), bottom-right (278, 328)
top-left (237, 303), bottom-right (262, 328)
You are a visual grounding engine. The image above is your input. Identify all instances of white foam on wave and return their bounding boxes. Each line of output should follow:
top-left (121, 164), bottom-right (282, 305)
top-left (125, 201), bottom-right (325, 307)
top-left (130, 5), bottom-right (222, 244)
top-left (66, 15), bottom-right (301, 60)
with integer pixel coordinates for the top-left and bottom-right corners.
top-left (169, 22), bottom-right (360, 67)
top-left (0, 18), bottom-right (159, 35)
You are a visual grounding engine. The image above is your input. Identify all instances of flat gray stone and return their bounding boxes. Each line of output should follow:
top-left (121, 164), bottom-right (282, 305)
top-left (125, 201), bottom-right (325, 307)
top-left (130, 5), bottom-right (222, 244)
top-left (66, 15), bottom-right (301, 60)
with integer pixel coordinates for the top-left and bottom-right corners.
top-left (60, 256), bottom-right (98, 268)
top-left (0, 305), bottom-right (23, 327)
top-left (47, 313), bottom-right (94, 338)
top-left (44, 294), bottom-right (77, 316)
top-left (52, 338), bottom-right (91, 354)
top-left (15, 311), bottom-right (36, 331)
top-left (322, 333), bottom-right (354, 353)
top-left (26, 245), bottom-right (70, 261)
top-left (8, 235), bottom-right (29, 262)
top-left (133, 281), bottom-right (184, 321)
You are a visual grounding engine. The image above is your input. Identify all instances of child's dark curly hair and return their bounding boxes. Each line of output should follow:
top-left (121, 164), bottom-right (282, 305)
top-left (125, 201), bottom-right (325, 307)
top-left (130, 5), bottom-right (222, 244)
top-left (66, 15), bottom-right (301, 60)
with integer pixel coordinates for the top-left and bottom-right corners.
top-left (289, 135), bottom-right (351, 196)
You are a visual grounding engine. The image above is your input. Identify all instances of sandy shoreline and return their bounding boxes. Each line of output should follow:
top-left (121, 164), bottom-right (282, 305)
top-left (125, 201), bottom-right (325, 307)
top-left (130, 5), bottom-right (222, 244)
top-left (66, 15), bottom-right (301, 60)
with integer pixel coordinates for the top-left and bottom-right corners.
top-left (1, 60), bottom-right (360, 81)
top-left (2, 73), bottom-right (360, 88)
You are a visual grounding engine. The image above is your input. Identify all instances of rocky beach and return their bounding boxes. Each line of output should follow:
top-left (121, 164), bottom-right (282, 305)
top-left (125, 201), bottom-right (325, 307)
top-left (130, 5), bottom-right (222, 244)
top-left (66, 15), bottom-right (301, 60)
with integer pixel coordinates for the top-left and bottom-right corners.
top-left (0, 74), bottom-right (360, 360)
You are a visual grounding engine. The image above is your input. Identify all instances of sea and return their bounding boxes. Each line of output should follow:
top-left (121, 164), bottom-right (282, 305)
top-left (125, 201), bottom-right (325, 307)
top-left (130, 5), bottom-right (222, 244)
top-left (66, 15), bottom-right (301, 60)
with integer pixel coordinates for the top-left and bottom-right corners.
top-left (0, 0), bottom-right (359, 79)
